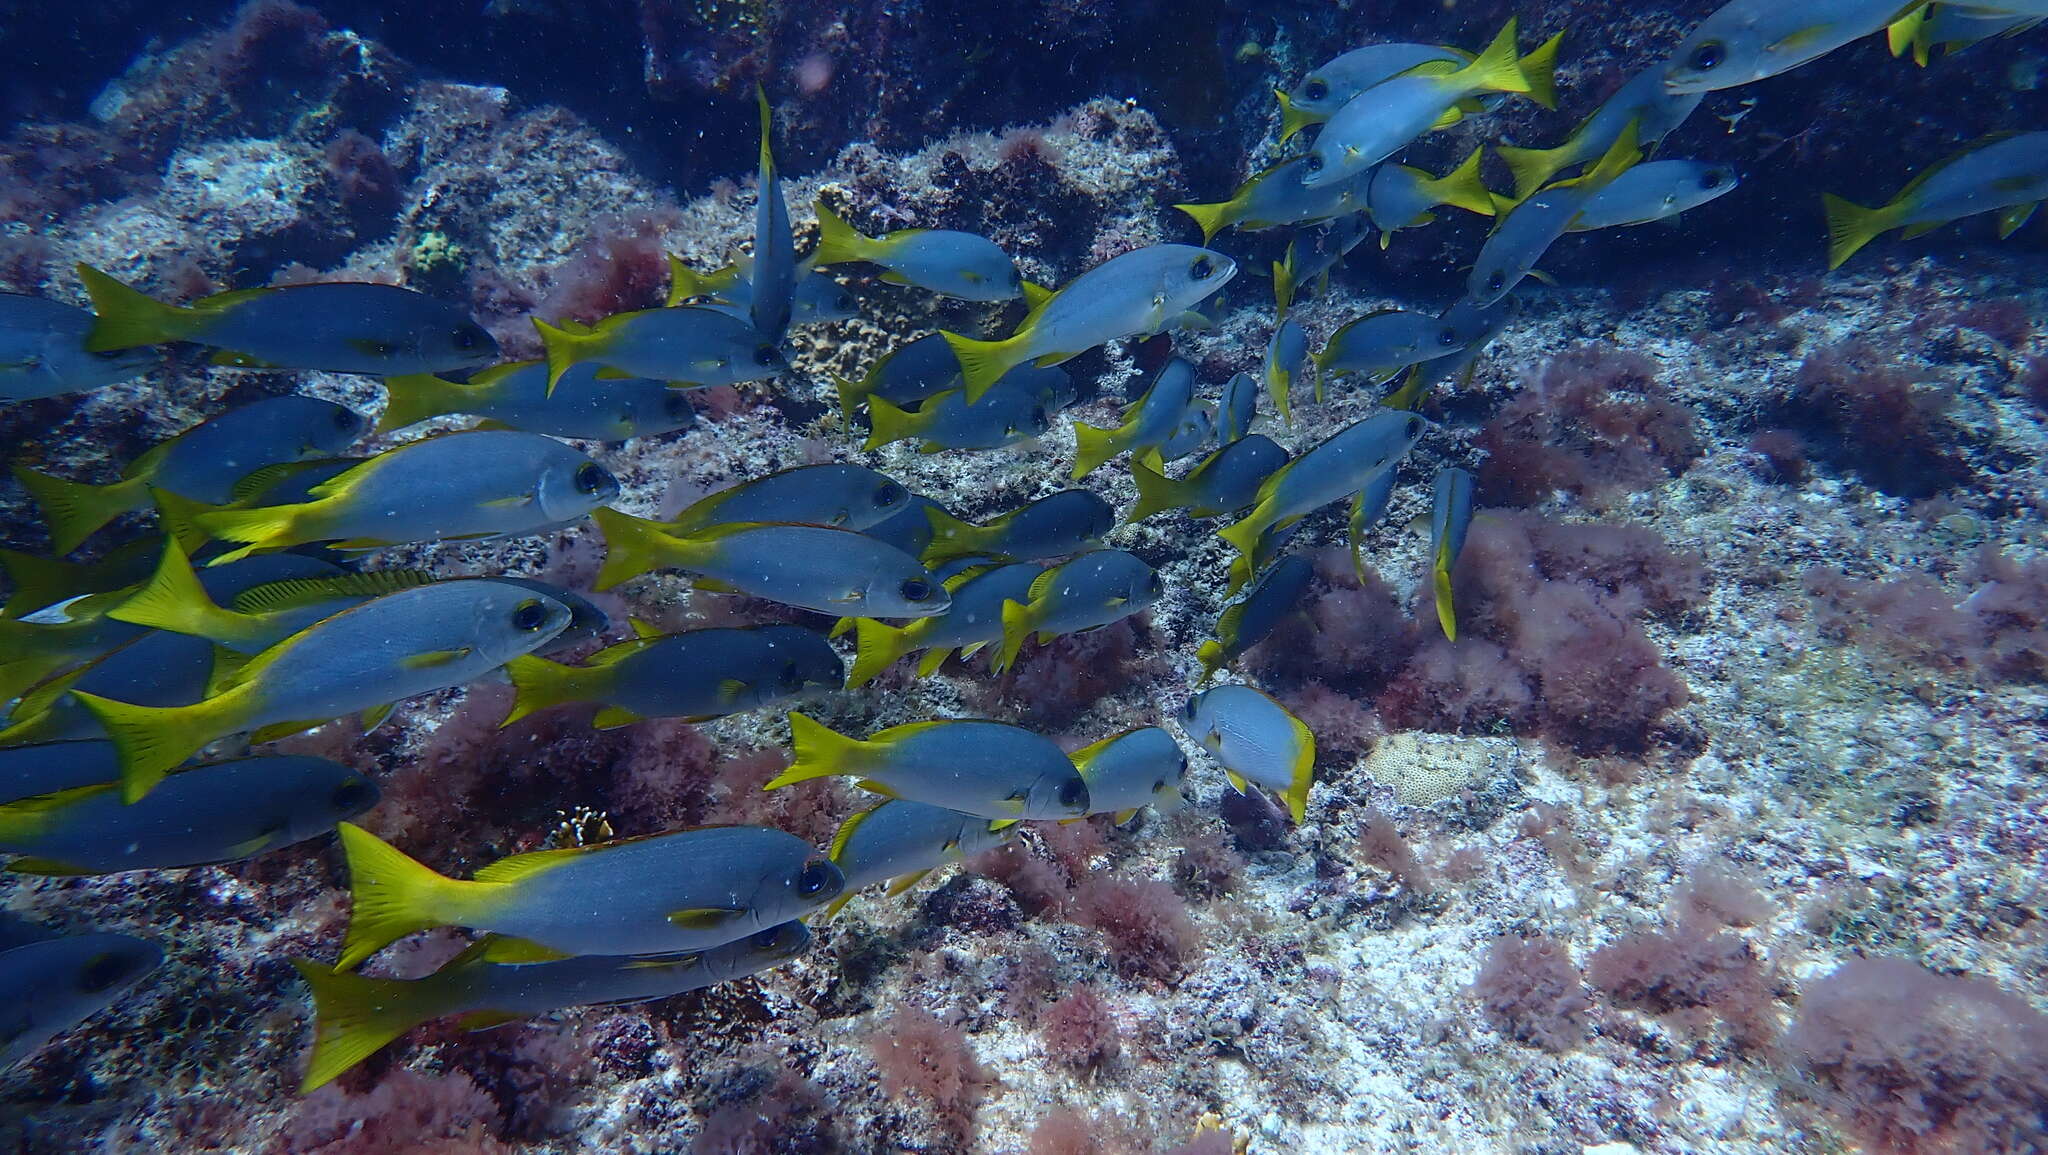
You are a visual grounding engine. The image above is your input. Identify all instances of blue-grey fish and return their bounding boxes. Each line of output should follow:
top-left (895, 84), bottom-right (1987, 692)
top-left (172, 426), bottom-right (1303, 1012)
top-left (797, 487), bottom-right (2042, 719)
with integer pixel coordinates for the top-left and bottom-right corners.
top-left (1195, 554), bottom-right (1314, 683)
top-left (1264, 318), bottom-right (1315, 424)
top-left (73, 579), bottom-right (579, 801)
top-left (1381, 296), bottom-right (1513, 411)
top-left (592, 511), bottom-right (950, 618)
top-left (863, 494), bottom-right (946, 560)
top-left (1363, 149), bottom-right (1499, 240)
top-left (76, 265), bottom-right (496, 374)
top-left (1315, 309), bottom-right (1463, 387)
top-left (942, 245), bottom-right (1235, 402)
top-left (1430, 467), bottom-right (1476, 640)
top-left (1496, 67), bottom-right (1705, 197)
top-left (1569, 161), bottom-right (1739, 231)
top-left (0, 931), bottom-right (162, 1070)
top-left (377, 360), bottom-right (698, 441)
top-left (14, 395), bottom-right (367, 554)
top-left (1664, 0), bottom-right (1925, 92)
top-left (1300, 22), bottom-right (1541, 190)
top-left (865, 384), bottom-right (1054, 453)
top-left (847, 562), bottom-right (1047, 686)
top-left (1072, 357), bottom-right (1198, 479)
top-left (1276, 36), bottom-right (1562, 141)
top-left (666, 464), bottom-right (912, 534)
top-left (771, 713), bottom-right (1089, 820)
top-left (995, 550), bottom-right (1163, 672)
top-left (667, 256), bottom-right (856, 327)
top-left (826, 800), bottom-right (1015, 915)
top-left (1218, 411), bottom-right (1430, 589)
top-left (751, 87), bottom-right (796, 343)
top-left (1070, 726), bottom-right (1188, 824)
top-left (833, 333), bottom-right (968, 421)
top-left (503, 623), bottom-right (842, 728)
top-left (924, 488), bottom-right (1114, 565)
top-left (0, 294), bottom-right (156, 401)
top-left (1898, 4), bottom-right (2040, 64)
top-left (812, 201), bottom-right (1022, 301)
top-left (193, 430), bottom-right (618, 564)
top-left (1181, 684), bottom-right (1317, 823)
top-left (1128, 434), bottom-right (1288, 522)
top-left (1174, 156), bottom-right (1373, 241)
top-left (1157, 403), bottom-right (1214, 462)
top-left (335, 821), bottom-right (841, 969)
top-left (1467, 129), bottom-right (1641, 306)
top-left (0, 741), bottom-right (121, 806)
top-left (292, 922), bottom-right (810, 1091)
top-left (1825, 131), bottom-right (2048, 267)
top-left (533, 307), bottom-right (785, 396)
top-left (0, 754), bottom-right (375, 874)
top-left (1217, 371), bottom-right (1257, 443)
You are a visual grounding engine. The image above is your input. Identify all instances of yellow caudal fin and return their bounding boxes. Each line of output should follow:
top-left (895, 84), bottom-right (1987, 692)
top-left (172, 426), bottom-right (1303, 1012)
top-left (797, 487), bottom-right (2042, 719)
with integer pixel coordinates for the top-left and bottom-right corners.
top-left (831, 374), bottom-right (869, 425)
top-left (1887, 5), bottom-right (1927, 56)
top-left (1273, 253), bottom-right (1296, 320)
top-left (767, 711), bottom-right (863, 788)
top-left (1823, 193), bottom-right (1903, 270)
top-left (849, 619), bottom-right (913, 688)
top-left (1126, 454), bottom-right (1184, 522)
top-left (920, 506), bottom-right (987, 563)
top-left (939, 329), bottom-right (1025, 404)
top-left (1173, 197), bottom-right (1242, 244)
top-left (75, 264), bottom-right (200, 352)
top-left (1281, 712), bottom-right (1316, 824)
top-left (190, 503), bottom-right (308, 565)
top-left (500, 653), bottom-right (602, 727)
top-left (863, 395), bottom-right (922, 451)
top-left (12, 467), bottom-right (149, 555)
top-left (1275, 88), bottom-right (1318, 143)
top-left (993, 598), bottom-right (1038, 673)
top-left (1194, 639), bottom-right (1228, 684)
top-left (1216, 510), bottom-right (1269, 559)
top-left (1517, 31), bottom-right (1565, 110)
top-left (376, 373), bottom-right (473, 434)
top-left (291, 959), bottom-right (442, 1092)
top-left (106, 537), bottom-right (264, 649)
top-left (665, 254), bottom-right (740, 306)
top-left (335, 823), bottom-right (480, 971)
top-left (1069, 422), bottom-right (1125, 481)
top-left (1426, 147), bottom-right (1497, 216)
top-left (70, 690), bottom-right (244, 803)
top-left (532, 317), bottom-right (600, 396)
top-left (1455, 18), bottom-right (1531, 97)
top-left (810, 200), bottom-right (874, 267)
top-left (1496, 141), bottom-right (1573, 201)
top-left (152, 489), bottom-right (225, 556)
top-left (1433, 555), bottom-right (1459, 641)
top-left (592, 507), bottom-right (686, 591)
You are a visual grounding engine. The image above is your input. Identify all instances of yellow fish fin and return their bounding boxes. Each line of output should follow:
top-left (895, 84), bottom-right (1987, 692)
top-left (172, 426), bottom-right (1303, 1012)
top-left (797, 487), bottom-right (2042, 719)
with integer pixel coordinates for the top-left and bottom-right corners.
top-left (883, 868), bottom-right (933, 897)
top-left (475, 936), bottom-right (573, 964)
top-left (399, 647), bottom-right (471, 670)
top-left (591, 705), bottom-right (644, 730)
top-left (939, 328), bottom-right (1027, 404)
top-left (70, 690), bottom-right (247, 803)
top-left (334, 823), bottom-right (485, 971)
top-left (994, 598), bottom-right (1037, 673)
top-left (849, 618), bottom-right (911, 688)
top-left (855, 778), bottom-right (902, 799)
top-left (666, 906), bottom-right (746, 930)
top-left (1224, 768), bottom-right (1251, 796)
top-left (766, 711), bottom-right (863, 788)
top-left (289, 958), bottom-right (438, 1092)
top-left (11, 466), bottom-right (149, 555)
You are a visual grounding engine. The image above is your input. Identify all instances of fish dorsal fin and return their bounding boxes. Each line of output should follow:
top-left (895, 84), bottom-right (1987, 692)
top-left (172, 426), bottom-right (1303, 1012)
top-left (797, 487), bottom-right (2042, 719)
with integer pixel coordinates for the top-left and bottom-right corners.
top-left (472, 845), bottom-right (588, 883)
top-left (229, 569), bottom-right (434, 615)
top-left (829, 802), bottom-right (885, 861)
top-left (1025, 566), bottom-right (1061, 605)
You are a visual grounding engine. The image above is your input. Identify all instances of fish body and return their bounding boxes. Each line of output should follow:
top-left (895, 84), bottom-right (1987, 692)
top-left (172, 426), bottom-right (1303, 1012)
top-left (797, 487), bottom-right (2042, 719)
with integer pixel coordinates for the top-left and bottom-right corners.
top-left (0, 932), bottom-right (162, 1070)
top-left (1072, 357), bottom-right (1199, 479)
top-left (1363, 148), bottom-right (1498, 235)
top-left (666, 464), bottom-right (912, 534)
top-left (1315, 309), bottom-right (1462, 384)
top-left (1070, 726), bottom-right (1188, 823)
top-left (772, 713), bottom-right (1089, 820)
top-left (1264, 319), bottom-right (1315, 424)
top-left (194, 431), bottom-right (618, 563)
top-left (812, 202), bottom-right (1021, 301)
top-left (866, 383), bottom-right (1053, 453)
top-left (294, 923), bottom-right (811, 1090)
top-left (670, 259), bottom-right (856, 326)
top-left (751, 88), bottom-right (796, 342)
top-left (76, 265), bottom-right (495, 374)
top-left (925, 489), bottom-right (1114, 565)
top-left (1174, 157), bottom-right (1373, 241)
top-left (0, 629), bottom-right (217, 746)
top-left (863, 495), bottom-right (946, 560)
top-left (503, 624), bottom-right (842, 727)
top-left (834, 333), bottom-right (970, 421)
top-left (533, 307), bottom-right (784, 394)
top-left (73, 579), bottom-right (578, 800)
top-left (0, 294), bottom-right (156, 401)
top-left (336, 822), bottom-right (841, 970)
top-left (847, 562), bottom-right (1045, 685)
top-left (1279, 43), bottom-right (1473, 140)
top-left (827, 800), bottom-right (1014, 913)
top-left (1430, 467), bottom-right (1476, 639)
top-left (1218, 411), bottom-right (1430, 588)
top-left (1181, 685), bottom-right (1316, 823)
top-left (1217, 372), bottom-right (1257, 443)
top-left (1128, 434), bottom-right (1288, 522)
top-left (1496, 67), bottom-right (1705, 197)
top-left (0, 754), bottom-right (375, 874)
top-left (1383, 296), bottom-right (1514, 411)
top-left (0, 741), bottom-right (122, 806)
top-left (1468, 128), bottom-right (1642, 305)
top-left (1665, 0), bottom-right (1924, 91)
top-left (941, 245), bottom-right (1235, 402)
top-left (1196, 554), bottom-right (1314, 682)
top-left (592, 512), bottom-right (950, 617)
top-left (377, 360), bottom-right (697, 440)
top-left (1569, 161), bottom-right (1738, 230)
top-left (1824, 132), bottom-right (2048, 267)
top-left (995, 550), bottom-right (1163, 671)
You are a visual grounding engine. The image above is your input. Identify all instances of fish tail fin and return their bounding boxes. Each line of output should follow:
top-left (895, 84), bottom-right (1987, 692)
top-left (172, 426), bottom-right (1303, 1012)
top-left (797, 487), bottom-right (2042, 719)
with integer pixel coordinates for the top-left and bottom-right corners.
top-left (768, 711), bottom-right (861, 788)
top-left (376, 373), bottom-right (471, 434)
top-left (1216, 511), bottom-right (1268, 559)
top-left (920, 505), bottom-right (983, 562)
top-left (532, 317), bottom-right (598, 397)
top-left (939, 329), bottom-right (1024, 404)
top-left (291, 958), bottom-right (441, 1092)
top-left (1496, 142), bottom-right (1572, 201)
top-left (106, 536), bottom-right (257, 647)
top-left (1273, 255), bottom-right (1295, 320)
top-left (665, 253), bottom-right (718, 306)
top-left (1126, 454), bottom-right (1182, 522)
top-left (12, 467), bottom-right (148, 555)
top-left (152, 489), bottom-right (224, 556)
top-left (1823, 193), bottom-right (1902, 270)
top-left (1460, 18), bottom-right (1532, 97)
top-left (1426, 147), bottom-right (1498, 216)
top-left (70, 690), bottom-right (240, 803)
top-left (1194, 639), bottom-right (1228, 684)
top-left (1173, 197), bottom-right (1241, 244)
top-left (1275, 88), bottom-right (1317, 143)
top-left (809, 199), bottom-right (873, 267)
top-left (863, 394), bottom-right (919, 451)
top-left (336, 822), bottom-right (474, 971)
top-left (191, 502), bottom-right (307, 563)
top-left (592, 507), bottom-right (683, 591)
top-left (75, 264), bottom-right (198, 352)
top-left (832, 374), bottom-right (868, 425)
top-left (0, 549), bottom-right (78, 619)
top-left (1517, 31), bottom-right (1564, 109)
top-left (1433, 557), bottom-right (1459, 642)
top-left (849, 619), bottom-right (913, 688)
top-left (1069, 421), bottom-right (1124, 480)
top-left (994, 598), bottom-right (1038, 673)
top-left (501, 653), bottom-right (599, 727)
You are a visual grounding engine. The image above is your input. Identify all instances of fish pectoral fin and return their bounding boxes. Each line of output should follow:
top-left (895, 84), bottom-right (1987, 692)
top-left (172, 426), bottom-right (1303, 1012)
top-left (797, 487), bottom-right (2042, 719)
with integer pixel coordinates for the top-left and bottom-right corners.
top-left (592, 706), bottom-right (644, 729)
top-left (455, 1010), bottom-right (527, 1031)
top-left (401, 648), bottom-right (473, 670)
top-left (222, 826), bottom-right (285, 858)
top-left (666, 906), bottom-right (746, 929)
top-left (1767, 22), bottom-right (1833, 53)
top-left (623, 951), bottom-right (702, 971)
top-left (477, 492), bottom-right (537, 510)
top-left (360, 702), bottom-right (396, 730)
top-left (883, 869), bottom-right (933, 897)
top-left (476, 937), bottom-right (574, 964)
top-left (717, 678), bottom-right (749, 704)
top-left (593, 367), bottom-right (636, 380)
top-left (988, 818), bottom-right (1022, 831)
top-left (855, 778), bottom-right (902, 799)
top-left (1224, 769), bottom-right (1252, 795)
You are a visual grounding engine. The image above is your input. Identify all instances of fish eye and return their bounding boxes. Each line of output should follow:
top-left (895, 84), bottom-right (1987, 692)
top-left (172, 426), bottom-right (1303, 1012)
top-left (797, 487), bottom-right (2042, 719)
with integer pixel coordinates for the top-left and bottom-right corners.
top-left (77, 951), bottom-right (131, 994)
top-left (511, 598), bottom-right (549, 632)
top-left (1056, 778), bottom-right (1086, 808)
top-left (1691, 41), bottom-right (1725, 71)
top-left (874, 481), bottom-right (905, 508)
top-left (574, 463), bottom-right (611, 494)
top-left (1303, 153), bottom-right (1324, 174)
top-left (900, 577), bottom-right (934, 602)
top-left (754, 344), bottom-right (781, 367)
top-left (1304, 78), bottom-right (1328, 101)
top-left (1437, 327), bottom-right (1460, 348)
top-left (796, 858), bottom-right (836, 898)
top-left (331, 778), bottom-right (376, 812)
top-left (1701, 168), bottom-right (1727, 190)
top-left (1190, 256), bottom-right (1214, 281)
top-left (1485, 271), bottom-right (1506, 293)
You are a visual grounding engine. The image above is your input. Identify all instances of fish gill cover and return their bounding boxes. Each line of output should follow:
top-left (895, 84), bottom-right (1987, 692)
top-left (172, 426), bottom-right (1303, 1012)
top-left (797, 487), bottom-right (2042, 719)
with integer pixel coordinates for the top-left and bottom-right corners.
top-left (1, 0), bottom-right (2046, 1152)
